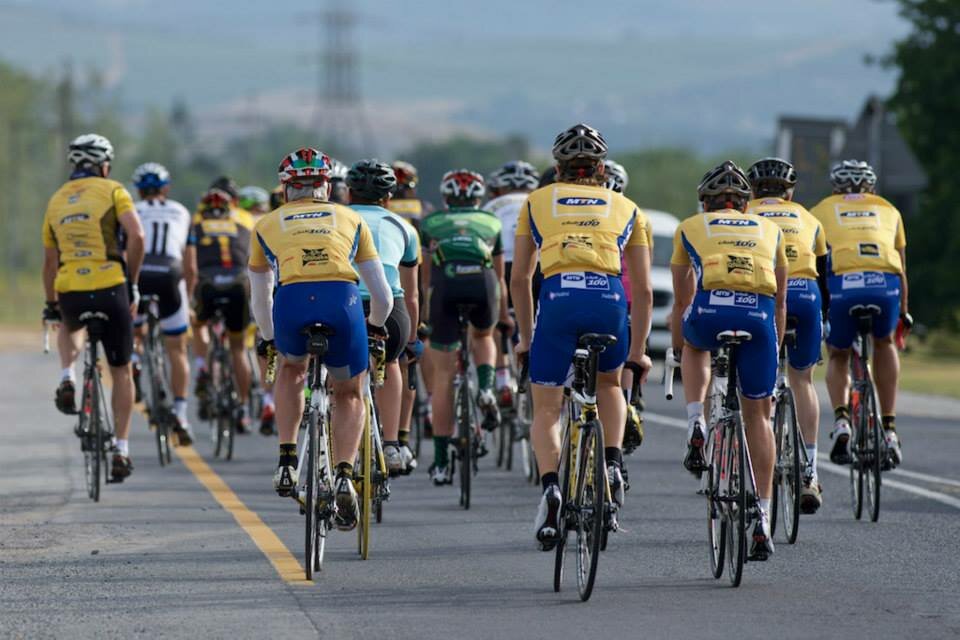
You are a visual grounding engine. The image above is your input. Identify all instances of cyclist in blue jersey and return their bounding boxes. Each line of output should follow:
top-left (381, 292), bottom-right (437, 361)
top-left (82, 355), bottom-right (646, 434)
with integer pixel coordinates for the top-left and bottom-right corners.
top-left (348, 160), bottom-right (423, 474)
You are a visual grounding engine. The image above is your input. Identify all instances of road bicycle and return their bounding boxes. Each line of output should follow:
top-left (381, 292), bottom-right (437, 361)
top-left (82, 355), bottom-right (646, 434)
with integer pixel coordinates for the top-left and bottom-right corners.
top-left (847, 304), bottom-right (888, 523)
top-left (770, 318), bottom-right (812, 544)
top-left (552, 333), bottom-right (619, 602)
top-left (448, 306), bottom-right (487, 510)
top-left (206, 304), bottom-right (241, 460)
top-left (139, 295), bottom-right (177, 465)
top-left (358, 335), bottom-right (390, 560)
top-left (495, 325), bottom-right (532, 476)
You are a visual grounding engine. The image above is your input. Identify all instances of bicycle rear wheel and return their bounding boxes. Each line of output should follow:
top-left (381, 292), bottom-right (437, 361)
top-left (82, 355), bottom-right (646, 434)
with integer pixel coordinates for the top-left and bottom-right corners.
top-left (777, 389), bottom-right (801, 543)
top-left (575, 422), bottom-right (604, 601)
top-left (304, 408), bottom-right (320, 579)
top-left (726, 422), bottom-right (746, 587)
top-left (707, 426), bottom-right (726, 579)
top-left (864, 383), bottom-right (882, 522)
top-left (85, 371), bottom-right (102, 502)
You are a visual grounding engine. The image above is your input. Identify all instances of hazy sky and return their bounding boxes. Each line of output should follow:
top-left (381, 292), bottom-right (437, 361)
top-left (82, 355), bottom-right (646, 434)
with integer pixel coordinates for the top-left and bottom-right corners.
top-left (0, 0), bottom-right (910, 153)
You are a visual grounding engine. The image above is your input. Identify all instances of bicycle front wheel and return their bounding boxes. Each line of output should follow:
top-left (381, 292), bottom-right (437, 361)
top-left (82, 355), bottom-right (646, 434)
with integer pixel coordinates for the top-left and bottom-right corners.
top-left (864, 383), bottom-right (882, 522)
top-left (575, 422), bottom-right (604, 601)
top-left (707, 426), bottom-right (725, 579)
top-left (849, 391), bottom-right (865, 520)
top-left (726, 422), bottom-right (746, 587)
top-left (85, 372), bottom-right (102, 502)
top-left (357, 406), bottom-right (372, 559)
top-left (304, 408), bottom-right (320, 579)
top-left (777, 389), bottom-right (802, 543)
top-left (456, 385), bottom-right (472, 510)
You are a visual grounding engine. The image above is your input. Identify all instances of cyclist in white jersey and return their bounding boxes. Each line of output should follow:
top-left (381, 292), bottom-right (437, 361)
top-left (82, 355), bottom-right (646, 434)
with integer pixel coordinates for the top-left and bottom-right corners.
top-left (483, 161), bottom-right (540, 402)
top-left (132, 163), bottom-right (196, 442)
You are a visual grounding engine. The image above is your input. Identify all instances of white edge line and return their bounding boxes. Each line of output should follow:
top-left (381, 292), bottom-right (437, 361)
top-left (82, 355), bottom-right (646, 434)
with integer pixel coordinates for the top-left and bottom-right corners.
top-left (644, 411), bottom-right (960, 511)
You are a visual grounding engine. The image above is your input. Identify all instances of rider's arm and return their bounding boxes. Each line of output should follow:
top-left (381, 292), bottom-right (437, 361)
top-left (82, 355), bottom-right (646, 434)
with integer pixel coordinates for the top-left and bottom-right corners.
top-left (492, 252), bottom-right (510, 324)
top-left (248, 265), bottom-right (275, 340)
top-left (670, 264), bottom-right (693, 356)
top-left (774, 264), bottom-right (788, 348)
top-left (624, 244), bottom-right (653, 357)
top-left (899, 248), bottom-right (909, 316)
top-left (510, 234), bottom-right (537, 351)
top-left (399, 265), bottom-right (419, 342)
top-left (42, 246), bottom-right (58, 303)
top-left (357, 259), bottom-right (393, 327)
top-left (118, 210), bottom-right (145, 286)
top-left (183, 245), bottom-right (198, 300)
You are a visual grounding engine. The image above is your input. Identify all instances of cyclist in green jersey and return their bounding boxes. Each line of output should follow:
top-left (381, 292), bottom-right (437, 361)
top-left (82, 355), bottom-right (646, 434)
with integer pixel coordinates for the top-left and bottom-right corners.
top-left (420, 169), bottom-right (510, 485)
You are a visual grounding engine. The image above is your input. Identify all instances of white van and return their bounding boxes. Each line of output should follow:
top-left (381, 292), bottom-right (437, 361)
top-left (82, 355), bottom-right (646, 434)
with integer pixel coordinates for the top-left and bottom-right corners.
top-left (643, 209), bottom-right (680, 354)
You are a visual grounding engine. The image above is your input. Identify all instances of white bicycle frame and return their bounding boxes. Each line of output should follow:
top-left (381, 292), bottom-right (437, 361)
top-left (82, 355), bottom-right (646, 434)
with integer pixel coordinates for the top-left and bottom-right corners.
top-left (296, 366), bottom-right (332, 505)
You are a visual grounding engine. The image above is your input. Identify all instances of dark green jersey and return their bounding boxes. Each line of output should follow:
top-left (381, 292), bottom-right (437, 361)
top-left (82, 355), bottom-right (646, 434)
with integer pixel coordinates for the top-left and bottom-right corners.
top-left (419, 207), bottom-right (503, 267)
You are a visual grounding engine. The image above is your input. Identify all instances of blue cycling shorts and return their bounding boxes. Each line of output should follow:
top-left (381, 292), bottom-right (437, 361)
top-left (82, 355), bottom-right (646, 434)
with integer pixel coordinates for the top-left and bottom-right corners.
top-left (273, 281), bottom-right (368, 380)
top-left (785, 278), bottom-right (822, 370)
top-left (529, 272), bottom-right (628, 387)
top-left (682, 289), bottom-right (778, 399)
top-left (826, 271), bottom-right (901, 349)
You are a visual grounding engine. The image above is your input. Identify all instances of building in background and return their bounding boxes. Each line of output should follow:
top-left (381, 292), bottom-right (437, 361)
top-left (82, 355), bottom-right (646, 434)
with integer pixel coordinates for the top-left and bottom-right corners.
top-left (776, 96), bottom-right (927, 214)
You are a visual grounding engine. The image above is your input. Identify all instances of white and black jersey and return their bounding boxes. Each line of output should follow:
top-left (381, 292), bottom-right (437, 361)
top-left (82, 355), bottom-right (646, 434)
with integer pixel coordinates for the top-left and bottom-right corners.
top-left (136, 197), bottom-right (191, 275)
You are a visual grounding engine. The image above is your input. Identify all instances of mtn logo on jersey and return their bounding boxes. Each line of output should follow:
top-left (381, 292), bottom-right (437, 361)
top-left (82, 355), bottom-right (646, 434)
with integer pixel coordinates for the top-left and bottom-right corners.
top-left (839, 210), bottom-right (876, 219)
top-left (758, 211), bottom-right (798, 219)
top-left (710, 218), bottom-right (758, 227)
top-left (60, 213), bottom-right (91, 225)
top-left (557, 197), bottom-right (606, 206)
top-left (284, 211), bottom-right (332, 221)
top-left (560, 272), bottom-right (610, 290)
top-left (708, 289), bottom-right (758, 308)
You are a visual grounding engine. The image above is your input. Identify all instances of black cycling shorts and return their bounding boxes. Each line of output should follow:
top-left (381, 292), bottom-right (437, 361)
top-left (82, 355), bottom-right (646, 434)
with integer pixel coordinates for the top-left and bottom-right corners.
top-left (503, 261), bottom-right (542, 312)
top-left (194, 276), bottom-right (249, 334)
top-left (429, 263), bottom-right (499, 349)
top-left (364, 297), bottom-right (411, 362)
top-left (59, 283), bottom-right (133, 367)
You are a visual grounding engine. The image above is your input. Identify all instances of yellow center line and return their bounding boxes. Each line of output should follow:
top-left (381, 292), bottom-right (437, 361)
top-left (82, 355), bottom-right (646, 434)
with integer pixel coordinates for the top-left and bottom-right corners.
top-left (134, 401), bottom-right (311, 585)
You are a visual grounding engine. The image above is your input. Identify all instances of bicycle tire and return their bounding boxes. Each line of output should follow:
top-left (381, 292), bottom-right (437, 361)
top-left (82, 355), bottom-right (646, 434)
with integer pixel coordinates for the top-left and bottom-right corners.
top-left (88, 369), bottom-right (102, 502)
top-left (779, 388), bottom-right (802, 543)
top-left (707, 426), bottom-right (726, 579)
top-left (357, 406), bottom-right (372, 560)
top-left (305, 406), bottom-right (320, 579)
top-left (575, 422), bottom-right (604, 601)
top-left (457, 384), bottom-right (472, 510)
top-left (850, 387), bottom-right (865, 520)
top-left (865, 383), bottom-right (882, 522)
top-left (553, 422), bottom-right (572, 592)
top-left (505, 413), bottom-right (515, 471)
top-left (726, 420), bottom-right (746, 588)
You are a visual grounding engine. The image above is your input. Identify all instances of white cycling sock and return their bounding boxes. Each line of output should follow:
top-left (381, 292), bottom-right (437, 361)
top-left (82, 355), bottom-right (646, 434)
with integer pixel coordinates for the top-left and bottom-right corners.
top-left (116, 439), bottom-right (129, 456)
top-left (194, 356), bottom-right (206, 371)
top-left (495, 367), bottom-right (509, 390)
top-left (61, 367), bottom-right (76, 383)
top-left (174, 398), bottom-right (188, 423)
top-left (758, 498), bottom-right (771, 514)
top-left (131, 352), bottom-right (140, 365)
top-left (686, 402), bottom-right (704, 439)
top-left (806, 444), bottom-right (818, 477)
top-left (263, 392), bottom-right (274, 408)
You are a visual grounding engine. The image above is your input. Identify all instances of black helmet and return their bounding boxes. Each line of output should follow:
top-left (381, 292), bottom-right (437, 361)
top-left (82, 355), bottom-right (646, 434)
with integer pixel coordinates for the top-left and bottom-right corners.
top-left (347, 159), bottom-right (398, 201)
top-left (209, 176), bottom-right (239, 201)
top-left (747, 157), bottom-right (797, 196)
top-left (552, 123), bottom-right (608, 162)
top-left (829, 159), bottom-right (877, 193)
top-left (697, 161), bottom-right (752, 200)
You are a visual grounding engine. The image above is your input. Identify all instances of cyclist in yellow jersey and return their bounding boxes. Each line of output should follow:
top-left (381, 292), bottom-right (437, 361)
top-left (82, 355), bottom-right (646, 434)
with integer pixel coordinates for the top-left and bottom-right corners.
top-left (810, 160), bottom-right (910, 467)
top-left (41, 134), bottom-right (146, 480)
top-left (388, 161), bottom-right (435, 230)
top-left (248, 148), bottom-right (393, 531)
top-left (511, 123), bottom-right (653, 549)
top-left (746, 157), bottom-right (828, 513)
top-left (671, 161), bottom-right (787, 560)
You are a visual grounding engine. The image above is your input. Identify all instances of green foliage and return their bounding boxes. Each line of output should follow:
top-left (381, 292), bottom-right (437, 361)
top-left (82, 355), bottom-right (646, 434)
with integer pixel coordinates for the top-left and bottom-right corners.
top-left (885, 0), bottom-right (960, 328)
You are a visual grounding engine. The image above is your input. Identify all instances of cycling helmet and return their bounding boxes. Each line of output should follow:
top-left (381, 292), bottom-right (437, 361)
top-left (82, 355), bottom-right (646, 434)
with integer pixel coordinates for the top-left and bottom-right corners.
top-left (347, 159), bottom-right (397, 201)
top-left (491, 160), bottom-right (540, 191)
top-left (697, 161), bottom-right (752, 200)
top-left (200, 189), bottom-right (232, 219)
top-left (277, 148), bottom-right (332, 184)
top-left (329, 158), bottom-right (348, 182)
top-left (209, 175), bottom-right (239, 200)
top-left (131, 162), bottom-right (171, 191)
top-left (392, 161), bottom-right (419, 188)
top-left (238, 185), bottom-right (270, 212)
top-left (829, 159), bottom-right (877, 193)
top-left (67, 133), bottom-right (114, 167)
top-left (552, 123), bottom-right (608, 162)
top-left (604, 159), bottom-right (629, 193)
top-left (747, 157), bottom-right (797, 195)
top-left (440, 169), bottom-right (486, 201)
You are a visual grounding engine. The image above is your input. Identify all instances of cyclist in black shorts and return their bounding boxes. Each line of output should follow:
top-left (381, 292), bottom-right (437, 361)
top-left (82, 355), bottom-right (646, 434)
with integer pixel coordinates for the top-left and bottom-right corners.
top-left (419, 170), bottom-right (510, 485)
top-left (189, 188), bottom-right (253, 431)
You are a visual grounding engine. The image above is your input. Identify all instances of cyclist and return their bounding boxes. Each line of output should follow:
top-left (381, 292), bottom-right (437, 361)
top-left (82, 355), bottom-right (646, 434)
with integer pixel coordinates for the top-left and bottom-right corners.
top-left (810, 160), bottom-right (910, 468)
top-left (482, 160), bottom-right (540, 403)
top-left (328, 158), bottom-right (350, 205)
top-left (190, 188), bottom-right (254, 431)
top-left (248, 148), bottom-right (393, 531)
top-left (671, 160), bottom-right (787, 559)
top-left (388, 160), bottom-right (435, 228)
top-left (131, 162), bottom-right (196, 445)
top-left (347, 159), bottom-right (422, 474)
top-left (420, 169), bottom-right (510, 485)
top-left (41, 134), bottom-right (145, 479)
top-left (746, 157), bottom-right (828, 512)
top-left (238, 185), bottom-right (275, 434)
top-left (511, 123), bottom-right (653, 549)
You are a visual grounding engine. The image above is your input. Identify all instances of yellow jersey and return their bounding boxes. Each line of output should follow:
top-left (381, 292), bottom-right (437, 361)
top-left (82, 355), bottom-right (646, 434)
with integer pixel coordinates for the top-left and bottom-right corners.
top-left (249, 198), bottom-right (378, 285)
top-left (515, 183), bottom-right (649, 279)
top-left (671, 210), bottom-right (787, 297)
top-left (192, 205), bottom-right (254, 230)
top-left (388, 198), bottom-right (424, 221)
top-left (746, 197), bottom-right (826, 280)
top-left (809, 193), bottom-right (906, 276)
top-left (42, 176), bottom-right (137, 293)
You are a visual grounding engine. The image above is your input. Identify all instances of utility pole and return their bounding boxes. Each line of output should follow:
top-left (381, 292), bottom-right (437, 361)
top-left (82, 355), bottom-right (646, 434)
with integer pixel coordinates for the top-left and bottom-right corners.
top-left (56, 60), bottom-right (76, 177)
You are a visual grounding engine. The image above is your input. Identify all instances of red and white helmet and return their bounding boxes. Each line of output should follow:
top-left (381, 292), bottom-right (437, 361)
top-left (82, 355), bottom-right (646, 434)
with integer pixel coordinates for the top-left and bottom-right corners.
top-left (277, 147), bottom-right (333, 185)
top-left (439, 169), bottom-right (486, 201)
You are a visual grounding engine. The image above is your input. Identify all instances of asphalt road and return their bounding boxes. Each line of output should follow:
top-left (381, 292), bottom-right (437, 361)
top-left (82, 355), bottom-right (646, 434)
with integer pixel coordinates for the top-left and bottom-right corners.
top-left (2, 349), bottom-right (959, 640)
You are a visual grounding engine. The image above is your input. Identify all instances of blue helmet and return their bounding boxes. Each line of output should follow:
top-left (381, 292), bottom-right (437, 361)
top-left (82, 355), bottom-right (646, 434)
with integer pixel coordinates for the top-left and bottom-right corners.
top-left (132, 162), bottom-right (171, 191)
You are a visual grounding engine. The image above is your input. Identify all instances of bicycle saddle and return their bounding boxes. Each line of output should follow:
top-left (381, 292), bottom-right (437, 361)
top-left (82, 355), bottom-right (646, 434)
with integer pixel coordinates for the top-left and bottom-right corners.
top-left (716, 330), bottom-right (753, 345)
top-left (301, 323), bottom-right (337, 337)
top-left (578, 333), bottom-right (618, 349)
top-left (302, 323), bottom-right (336, 356)
top-left (848, 304), bottom-right (882, 318)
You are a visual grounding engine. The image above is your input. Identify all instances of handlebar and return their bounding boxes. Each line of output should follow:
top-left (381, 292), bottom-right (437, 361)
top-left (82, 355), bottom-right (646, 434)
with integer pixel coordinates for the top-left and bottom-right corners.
top-left (42, 322), bottom-right (53, 354)
top-left (264, 344), bottom-right (278, 386)
top-left (664, 348), bottom-right (681, 400)
top-left (368, 337), bottom-right (387, 388)
top-left (622, 361), bottom-right (645, 411)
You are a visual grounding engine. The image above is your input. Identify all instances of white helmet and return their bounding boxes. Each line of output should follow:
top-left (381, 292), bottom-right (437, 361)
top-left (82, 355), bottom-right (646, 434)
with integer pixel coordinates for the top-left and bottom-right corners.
top-left (604, 160), bottom-right (629, 193)
top-left (68, 133), bottom-right (114, 167)
top-left (829, 159), bottom-right (877, 193)
top-left (490, 160), bottom-right (540, 191)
